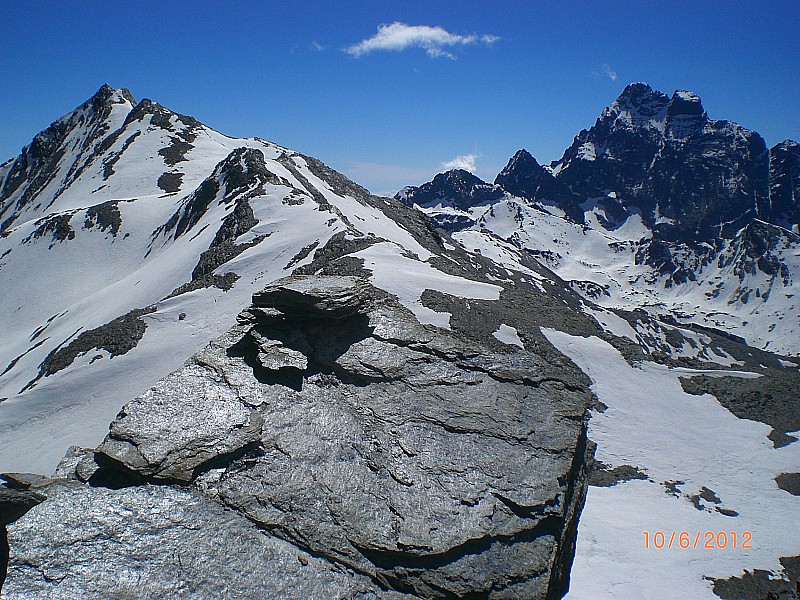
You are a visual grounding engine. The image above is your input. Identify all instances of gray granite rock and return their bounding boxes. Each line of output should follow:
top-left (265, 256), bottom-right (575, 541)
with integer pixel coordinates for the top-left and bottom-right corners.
top-left (96, 362), bottom-right (264, 483)
top-left (7, 275), bottom-right (592, 598)
top-left (87, 275), bottom-right (590, 597)
top-left (252, 275), bottom-right (372, 319)
top-left (3, 481), bottom-right (399, 599)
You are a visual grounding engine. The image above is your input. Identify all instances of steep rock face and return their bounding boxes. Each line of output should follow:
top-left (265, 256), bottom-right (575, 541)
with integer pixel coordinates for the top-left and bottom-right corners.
top-left (549, 83), bottom-right (670, 223)
top-left (769, 140), bottom-right (800, 232)
top-left (495, 149), bottom-right (557, 201)
top-left (397, 170), bottom-right (503, 211)
top-left (8, 275), bottom-right (594, 599)
top-left (551, 84), bottom-right (770, 241)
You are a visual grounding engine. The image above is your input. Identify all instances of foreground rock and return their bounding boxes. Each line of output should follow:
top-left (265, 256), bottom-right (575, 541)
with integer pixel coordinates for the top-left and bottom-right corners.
top-left (1, 485), bottom-right (46, 592)
top-left (3, 482), bottom-right (396, 599)
top-left (7, 275), bottom-right (593, 598)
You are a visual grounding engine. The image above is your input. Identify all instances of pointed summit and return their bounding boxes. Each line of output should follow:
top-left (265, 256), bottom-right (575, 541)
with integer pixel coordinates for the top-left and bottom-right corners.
top-left (610, 82), bottom-right (670, 120)
top-left (495, 149), bottom-right (557, 201)
top-left (87, 84), bottom-right (137, 114)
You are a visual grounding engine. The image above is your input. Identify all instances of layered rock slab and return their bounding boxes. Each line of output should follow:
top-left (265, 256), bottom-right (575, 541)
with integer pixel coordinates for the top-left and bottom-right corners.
top-left (91, 275), bottom-right (591, 598)
top-left (8, 275), bottom-right (591, 598)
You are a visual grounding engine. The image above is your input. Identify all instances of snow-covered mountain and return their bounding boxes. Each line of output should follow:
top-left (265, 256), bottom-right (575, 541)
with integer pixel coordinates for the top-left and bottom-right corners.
top-left (396, 83), bottom-right (800, 598)
top-left (0, 84), bottom-right (537, 474)
top-left (1, 84), bottom-right (798, 600)
top-left (399, 83), bottom-right (800, 356)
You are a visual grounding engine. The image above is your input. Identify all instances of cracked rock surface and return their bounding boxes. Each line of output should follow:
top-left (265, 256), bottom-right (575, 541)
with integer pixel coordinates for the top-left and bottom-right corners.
top-left (5, 275), bottom-right (592, 598)
top-left (3, 481), bottom-right (397, 599)
top-left (96, 363), bottom-right (264, 483)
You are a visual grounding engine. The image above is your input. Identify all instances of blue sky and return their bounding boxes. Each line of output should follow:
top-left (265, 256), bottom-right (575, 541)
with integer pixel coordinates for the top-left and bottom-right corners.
top-left (1, 1), bottom-right (798, 193)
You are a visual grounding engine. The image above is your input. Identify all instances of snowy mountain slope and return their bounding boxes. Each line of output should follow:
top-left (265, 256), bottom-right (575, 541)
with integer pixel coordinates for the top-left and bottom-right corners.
top-left (399, 84), bottom-right (800, 356)
top-left (0, 86), bottom-right (510, 474)
top-left (547, 331), bottom-right (800, 600)
top-left (445, 198), bottom-right (800, 355)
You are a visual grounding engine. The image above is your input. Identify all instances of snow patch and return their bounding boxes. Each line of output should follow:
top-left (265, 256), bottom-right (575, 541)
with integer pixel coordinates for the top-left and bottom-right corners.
top-left (492, 324), bottom-right (524, 348)
top-left (354, 242), bottom-right (502, 329)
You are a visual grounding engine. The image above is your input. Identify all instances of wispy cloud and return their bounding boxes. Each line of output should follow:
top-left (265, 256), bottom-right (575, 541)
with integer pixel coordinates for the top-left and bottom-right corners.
top-left (600, 63), bottom-right (618, 81)
top-left (345, 22), bottom-right (499, 59)
top-left (310, 41), bottom-right (326, 51)
top-left (441, 154), bottom-right (477, 172)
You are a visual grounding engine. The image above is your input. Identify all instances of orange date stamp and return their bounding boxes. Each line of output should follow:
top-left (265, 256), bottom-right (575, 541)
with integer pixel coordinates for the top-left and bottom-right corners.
top-left (642, 531), bottom-right (752, 550)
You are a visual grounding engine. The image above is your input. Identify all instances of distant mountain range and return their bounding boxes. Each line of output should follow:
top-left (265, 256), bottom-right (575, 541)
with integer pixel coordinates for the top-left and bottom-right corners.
top-left (398, 82), bottom-right (800, 355)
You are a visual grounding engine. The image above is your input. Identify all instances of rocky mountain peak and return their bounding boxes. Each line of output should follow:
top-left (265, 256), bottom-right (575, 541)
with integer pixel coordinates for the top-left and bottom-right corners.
top-left (122, 97), bottom-right (200, 132)
top-left (611, 82), bottom-right (670, 120)
top-left (438, 168), bottom-right (483, 187)
top-left (396, 168), bottom-right (503, 213)
top-left (667, 89), bottom-right (705, 116)
top-left (89, 84), bottom-right (136, 112)
top-left (499, 148), bottom-right (540, 173)
top-left (495, 148), bottom-right (557, 202)
top-left (0, 85), bottom-right (138, 233)
top-left (776, 139), bottom-right (799, 152)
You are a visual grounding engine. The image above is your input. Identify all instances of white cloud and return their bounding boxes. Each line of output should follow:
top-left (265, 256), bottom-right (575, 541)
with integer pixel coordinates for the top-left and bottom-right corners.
top-left (441, 154), bottom-right (477, 173)
top-left (311, 41), bottom-right (326, 51)
top-left (345, 22), bottom-right (499, 59)
top-left (601, 64), bottom-right (618, 81)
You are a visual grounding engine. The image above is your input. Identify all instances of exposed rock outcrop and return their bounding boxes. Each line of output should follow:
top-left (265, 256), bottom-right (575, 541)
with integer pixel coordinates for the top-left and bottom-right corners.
top-left (7, 275), bottom-right (593, 598)
top-left (1, 483), bottom-right (46, 593)
top-left (2, 481), bottom-right (398, 599)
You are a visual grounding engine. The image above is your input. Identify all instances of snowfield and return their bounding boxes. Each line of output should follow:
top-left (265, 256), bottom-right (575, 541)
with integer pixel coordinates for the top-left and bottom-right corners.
top-left (545, 330), bottom-right (800, 599)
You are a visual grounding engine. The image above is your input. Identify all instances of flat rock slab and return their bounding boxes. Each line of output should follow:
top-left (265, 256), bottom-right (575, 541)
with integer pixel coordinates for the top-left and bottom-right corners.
top-left (252, 275), bottom-right (372, 319)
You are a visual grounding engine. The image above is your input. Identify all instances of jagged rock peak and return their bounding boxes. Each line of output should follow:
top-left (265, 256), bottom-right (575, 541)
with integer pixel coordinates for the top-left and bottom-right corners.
top-left (495, 148), bottom-right (557, 202)
top-left (667, 89), bottom-right (706, 119)
top-left (498, 148), bottom-right (541, 174)
top-left (89, 83), bottom-right (136, 110)
top-left (123, 96), bottom-right (201, 130)
top-left (438, 168), bottom-right (484, 185)
top-left (606, 82), bottom-right (670, 121)
top-left (396, 168), bottom-right (503, 211)
top-left (774, 139), bottom-right (799, 152)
